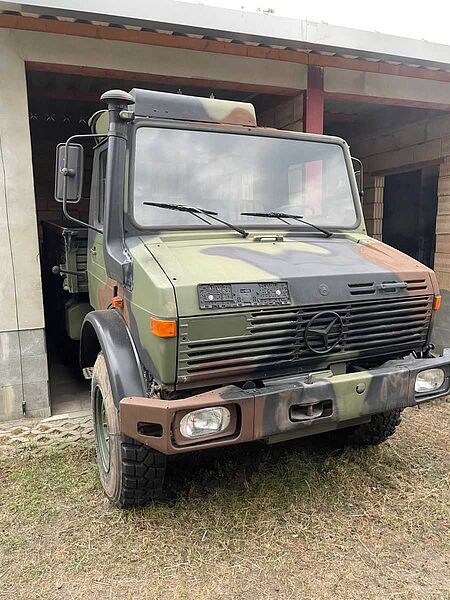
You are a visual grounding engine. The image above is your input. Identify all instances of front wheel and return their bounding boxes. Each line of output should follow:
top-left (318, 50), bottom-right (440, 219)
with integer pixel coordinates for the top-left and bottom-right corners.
top-left (330, 409), bottom-right (403, 447)
top-left (91, 353), bottom-right (166, 508)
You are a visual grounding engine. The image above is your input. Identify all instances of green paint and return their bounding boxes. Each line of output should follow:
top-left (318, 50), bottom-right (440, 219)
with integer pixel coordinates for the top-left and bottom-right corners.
top-left (54, 89), bottom-right (443, 426)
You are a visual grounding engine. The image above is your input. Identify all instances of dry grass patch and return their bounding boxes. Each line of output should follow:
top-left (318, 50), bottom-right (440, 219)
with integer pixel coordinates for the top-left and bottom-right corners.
top-left (1, 401), bottom-right (449, 600)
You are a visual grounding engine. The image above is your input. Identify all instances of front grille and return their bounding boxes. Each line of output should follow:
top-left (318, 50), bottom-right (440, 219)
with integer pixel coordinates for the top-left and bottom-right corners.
top-left (178, 295), bottom-right (433, 383)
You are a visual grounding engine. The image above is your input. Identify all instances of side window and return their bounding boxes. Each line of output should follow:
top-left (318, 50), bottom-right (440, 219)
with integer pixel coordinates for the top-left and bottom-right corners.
top-left (98, 150), bottom-right (107, 225)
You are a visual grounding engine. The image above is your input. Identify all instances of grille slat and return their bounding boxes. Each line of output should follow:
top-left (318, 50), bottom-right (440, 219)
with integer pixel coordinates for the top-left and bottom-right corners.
top-left (178, 295), bottom-right (433, 381)
top-left (187, 336), bottom-right (298, 353)
top-left (345, 327), bottom-right (427, 343)
top-left (346, 319), bottom-right (430, 335)
top-left (187, 343), bottom-right (298, 361)
top-left (345, 334), bottom-right (425, 350)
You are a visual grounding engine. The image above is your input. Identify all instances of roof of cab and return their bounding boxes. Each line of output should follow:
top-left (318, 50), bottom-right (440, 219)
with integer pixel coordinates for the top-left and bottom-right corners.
top-left (129, 88), bottom-right (256, 126)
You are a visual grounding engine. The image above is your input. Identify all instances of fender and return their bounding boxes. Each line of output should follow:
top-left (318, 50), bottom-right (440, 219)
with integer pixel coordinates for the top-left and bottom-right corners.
top-left (80, 309), bottom-right (146, 407)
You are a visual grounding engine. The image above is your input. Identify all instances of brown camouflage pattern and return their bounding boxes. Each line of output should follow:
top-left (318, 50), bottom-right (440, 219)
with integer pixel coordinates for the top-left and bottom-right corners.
top-left (120, 349), bottom-right (450, 454)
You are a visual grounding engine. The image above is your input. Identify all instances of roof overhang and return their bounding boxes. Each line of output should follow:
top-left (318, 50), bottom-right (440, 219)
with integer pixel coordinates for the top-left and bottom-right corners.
top-left (1, 0), bottom-right (449, 71)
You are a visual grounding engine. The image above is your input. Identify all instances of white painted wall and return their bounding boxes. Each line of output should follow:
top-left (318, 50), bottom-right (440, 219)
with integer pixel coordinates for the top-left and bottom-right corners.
top-left (0, 29), bottom-right (43, 332)
top-left (0, 29), bottom-right (48, 421)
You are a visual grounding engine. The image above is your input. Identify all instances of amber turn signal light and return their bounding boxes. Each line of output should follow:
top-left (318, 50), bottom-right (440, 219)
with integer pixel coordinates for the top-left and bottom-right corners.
top-left (150, 317), bottom-right (177, 338)
top-left (433, 294), bottom-right (442, 311)
top-left (111, 296), bottom-right (123, 310)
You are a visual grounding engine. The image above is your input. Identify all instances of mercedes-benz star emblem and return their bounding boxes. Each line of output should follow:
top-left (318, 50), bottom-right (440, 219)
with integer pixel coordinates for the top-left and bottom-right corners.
top-left (304, 311), bottom-right (344, 354)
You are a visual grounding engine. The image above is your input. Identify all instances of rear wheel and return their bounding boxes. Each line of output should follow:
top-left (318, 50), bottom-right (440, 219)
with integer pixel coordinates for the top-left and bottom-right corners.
top-left (91, 353), bottom-right (166, 508)
top-left (330, 409), bottom-right (403, 447)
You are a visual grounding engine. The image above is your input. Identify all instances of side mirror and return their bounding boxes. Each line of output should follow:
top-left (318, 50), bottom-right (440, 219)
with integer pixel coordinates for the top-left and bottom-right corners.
top-left (54, 143), bottom-right (84, 203)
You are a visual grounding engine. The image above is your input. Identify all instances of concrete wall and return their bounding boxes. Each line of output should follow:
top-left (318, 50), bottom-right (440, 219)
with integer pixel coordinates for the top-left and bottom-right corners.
top-left (324, 68), bottom-right (450, 108)
top-left (13, 29), bottom-right (308, 93)
top-left (259, 94), bottom-right (303, 131)
top-left (0, 29), bottom-right (49, 421)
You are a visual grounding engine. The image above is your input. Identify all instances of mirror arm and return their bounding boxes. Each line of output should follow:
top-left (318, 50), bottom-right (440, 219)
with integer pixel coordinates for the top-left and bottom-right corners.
top-left (351, 156), bottom-right (364, 200)
top-left (62, 133), bottom-right (107, 234)
top-left (52, 265), bottom-right (86, 277)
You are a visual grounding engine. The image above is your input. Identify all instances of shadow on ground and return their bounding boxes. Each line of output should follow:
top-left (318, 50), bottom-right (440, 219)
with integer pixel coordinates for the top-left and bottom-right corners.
top-left (163, 433), bottom-right (359, 501)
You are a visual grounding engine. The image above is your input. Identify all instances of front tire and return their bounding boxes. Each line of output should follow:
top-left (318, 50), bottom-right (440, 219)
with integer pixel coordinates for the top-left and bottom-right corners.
top-left (91, 353), bottom-right (166, 508)
top-left (330, 409), bottom-right (403, 447)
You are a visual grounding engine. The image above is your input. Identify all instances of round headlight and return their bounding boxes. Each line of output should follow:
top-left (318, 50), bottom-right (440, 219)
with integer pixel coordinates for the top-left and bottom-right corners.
top-left (415, 368), bottom-right (445, 393)
top-left (179, 406), bottom-right (231, 439)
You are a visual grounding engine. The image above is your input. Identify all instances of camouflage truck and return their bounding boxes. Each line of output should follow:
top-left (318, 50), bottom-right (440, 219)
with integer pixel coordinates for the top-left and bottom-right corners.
top-left (52, 88), bottom-right (449, 508)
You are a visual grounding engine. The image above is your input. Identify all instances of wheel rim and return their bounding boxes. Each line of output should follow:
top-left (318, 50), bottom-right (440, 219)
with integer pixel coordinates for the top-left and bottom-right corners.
top-left (94, 386), bottom-right (110, 472)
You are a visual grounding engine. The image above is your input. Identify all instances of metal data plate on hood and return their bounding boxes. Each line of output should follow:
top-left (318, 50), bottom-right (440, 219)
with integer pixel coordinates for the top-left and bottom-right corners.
top-left (198, 282), bottom-right (291, 309)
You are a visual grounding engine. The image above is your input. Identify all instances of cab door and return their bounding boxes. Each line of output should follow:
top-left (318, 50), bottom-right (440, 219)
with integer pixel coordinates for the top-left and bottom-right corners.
top-left (88, 147), bottom-right (113, 309)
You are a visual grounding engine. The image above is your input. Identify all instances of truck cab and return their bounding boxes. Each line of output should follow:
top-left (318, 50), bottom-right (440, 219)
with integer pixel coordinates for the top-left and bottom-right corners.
top-left (54, 88), bottom-right (449, 507)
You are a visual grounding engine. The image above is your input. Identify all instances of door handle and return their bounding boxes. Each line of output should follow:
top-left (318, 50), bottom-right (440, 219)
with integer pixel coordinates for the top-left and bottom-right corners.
top-left (90, 246), bottom-right (97, 256)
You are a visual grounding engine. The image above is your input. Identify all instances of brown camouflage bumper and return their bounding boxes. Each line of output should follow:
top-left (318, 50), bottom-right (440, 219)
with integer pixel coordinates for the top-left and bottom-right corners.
top-left (120, 349), bottom-right (450, 454)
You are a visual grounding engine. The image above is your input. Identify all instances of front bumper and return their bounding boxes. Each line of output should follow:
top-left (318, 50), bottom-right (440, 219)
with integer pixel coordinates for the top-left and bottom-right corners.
top-left (120, 349), bottom-right (450, 454)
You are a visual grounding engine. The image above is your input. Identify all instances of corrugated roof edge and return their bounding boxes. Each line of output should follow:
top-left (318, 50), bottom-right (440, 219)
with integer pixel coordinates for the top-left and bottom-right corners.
top-left (0, 0), bottom-right (449, 69)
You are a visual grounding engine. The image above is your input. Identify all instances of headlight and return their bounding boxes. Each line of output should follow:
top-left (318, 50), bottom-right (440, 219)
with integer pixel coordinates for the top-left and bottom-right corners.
top-left (415, 368), bottom-right (445, 393)
top-left (179, 406), bottom-right (231, 439)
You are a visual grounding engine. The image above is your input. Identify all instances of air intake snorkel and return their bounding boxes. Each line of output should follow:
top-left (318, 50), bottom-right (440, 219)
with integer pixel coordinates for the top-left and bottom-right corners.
top-left (100, 90), bottom-right (135, 288)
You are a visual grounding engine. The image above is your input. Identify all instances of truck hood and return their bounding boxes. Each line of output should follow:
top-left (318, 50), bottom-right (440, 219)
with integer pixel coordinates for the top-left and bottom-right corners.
top-left (143, 233), bottom-right (438, 316)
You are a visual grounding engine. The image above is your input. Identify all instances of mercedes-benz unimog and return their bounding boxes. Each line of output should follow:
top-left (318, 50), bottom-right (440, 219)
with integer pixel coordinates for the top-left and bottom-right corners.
top-left (51, 88), bottom-right (449, 508)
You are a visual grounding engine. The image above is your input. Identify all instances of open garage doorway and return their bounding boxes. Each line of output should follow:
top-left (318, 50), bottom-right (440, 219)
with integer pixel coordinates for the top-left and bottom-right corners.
top-left (26, 66), bottom-right (286, 416)
top-left (383, 166), bottom-right (439, 268)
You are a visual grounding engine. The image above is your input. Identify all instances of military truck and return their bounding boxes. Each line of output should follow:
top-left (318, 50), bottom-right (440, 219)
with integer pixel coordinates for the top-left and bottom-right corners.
top-left (52, 88), bottom-right (449, 508)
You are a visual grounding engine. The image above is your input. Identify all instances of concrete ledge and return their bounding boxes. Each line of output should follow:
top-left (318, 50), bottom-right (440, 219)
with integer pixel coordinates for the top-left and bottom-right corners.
top-left (0, 411), bottom-right (92, 453)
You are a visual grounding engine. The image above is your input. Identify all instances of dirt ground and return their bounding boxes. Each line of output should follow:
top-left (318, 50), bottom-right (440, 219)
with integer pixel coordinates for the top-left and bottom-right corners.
top-left (0, 400), bottom-right (449, 600)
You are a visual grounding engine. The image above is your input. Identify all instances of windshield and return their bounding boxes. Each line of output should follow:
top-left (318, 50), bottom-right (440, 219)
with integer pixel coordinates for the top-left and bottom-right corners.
top-left (133, 127), bottom-right (358, 229)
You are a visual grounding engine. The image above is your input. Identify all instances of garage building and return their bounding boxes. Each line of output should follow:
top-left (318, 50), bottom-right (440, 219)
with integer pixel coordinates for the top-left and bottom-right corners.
top-left (1, 0), bottom-right (450, 420)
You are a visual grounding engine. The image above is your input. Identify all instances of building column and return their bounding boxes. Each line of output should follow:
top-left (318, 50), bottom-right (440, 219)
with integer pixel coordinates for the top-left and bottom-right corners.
top-left (362, 175), bottom-right (384, 240)
top-left (0, 29), bottom-right (49, 421)
top-left (303, 66), bottom-right (324, 134)
top-left (430, 157), bottom-right (450, 350)
top-left (435, 157), bottom-right (450, 291)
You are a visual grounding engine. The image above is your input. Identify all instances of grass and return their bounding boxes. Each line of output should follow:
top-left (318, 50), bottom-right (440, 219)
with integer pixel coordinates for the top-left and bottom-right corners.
top-left (1, 401), bottom-right (449, 600)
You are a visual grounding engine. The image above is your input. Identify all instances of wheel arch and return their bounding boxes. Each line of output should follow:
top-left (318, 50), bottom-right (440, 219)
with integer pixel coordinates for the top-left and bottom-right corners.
top-left (80, 309), bottom-right (146, 407)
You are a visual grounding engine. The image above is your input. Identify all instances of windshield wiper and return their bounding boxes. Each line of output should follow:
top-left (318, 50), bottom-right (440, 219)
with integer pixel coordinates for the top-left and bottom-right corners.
top-left (241, 211), bottom-right (332, 238)
top-left (143, 202), bottom-right (248, 237)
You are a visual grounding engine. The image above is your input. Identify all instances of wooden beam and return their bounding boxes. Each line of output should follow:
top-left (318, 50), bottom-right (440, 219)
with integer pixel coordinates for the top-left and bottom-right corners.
top-left (26, 62), bottom-right (298, 96)
top-left (2, 15), bottom-right (450, 85)
top-left (304, 66), bottom-right (324, 133)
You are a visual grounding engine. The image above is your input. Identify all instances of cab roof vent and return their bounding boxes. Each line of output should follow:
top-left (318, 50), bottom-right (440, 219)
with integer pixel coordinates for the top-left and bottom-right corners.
top-left (129, 88), bottom-right (257, 126)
